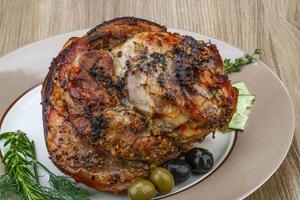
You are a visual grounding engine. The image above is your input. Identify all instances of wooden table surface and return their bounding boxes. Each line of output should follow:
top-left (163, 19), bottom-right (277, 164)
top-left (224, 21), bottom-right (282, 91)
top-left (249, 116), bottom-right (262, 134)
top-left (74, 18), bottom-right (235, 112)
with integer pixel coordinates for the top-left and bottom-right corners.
top-left (0, 0), bottom-right (299, 199)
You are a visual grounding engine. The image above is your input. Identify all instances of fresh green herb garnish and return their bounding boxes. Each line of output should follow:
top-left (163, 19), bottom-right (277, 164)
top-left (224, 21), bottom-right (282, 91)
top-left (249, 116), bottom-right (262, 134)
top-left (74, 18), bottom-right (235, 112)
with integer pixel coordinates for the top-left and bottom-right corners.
top-left (45, 174), bottom-right (89, 200)
top-left (0, 175), bottom-right (19, 199)
top-left (0, 130), bottom-right (90, 200)
top-left (224, 48), bottom-right (261, 74)
top-left (0, 131), bottom-right (45, 200)
top-left (223, 49), bottom-right (261, 129)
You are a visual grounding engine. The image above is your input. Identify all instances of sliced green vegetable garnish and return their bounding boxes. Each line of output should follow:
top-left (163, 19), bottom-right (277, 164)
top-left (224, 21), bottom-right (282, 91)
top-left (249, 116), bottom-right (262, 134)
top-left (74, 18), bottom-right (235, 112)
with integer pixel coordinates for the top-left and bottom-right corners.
top-left (228, 82), bottom-right (255, 131)
top-left (236, 95), bottom-right (255, 113)
top-left (229, 109), bottom-right (251, 130)
top-left (232, 82), bottom-right (250, 95)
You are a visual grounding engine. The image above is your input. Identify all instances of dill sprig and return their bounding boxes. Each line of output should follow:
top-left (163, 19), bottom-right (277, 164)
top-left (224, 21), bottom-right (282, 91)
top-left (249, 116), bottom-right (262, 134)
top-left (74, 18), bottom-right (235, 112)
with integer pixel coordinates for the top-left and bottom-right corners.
top-left (224, 48), bottom-right (261, 74)
top-left (0, 175), bottom-right (19, 199)
top-left (45, 175), bottom-right (89, 200)
top-left (0, 130), bottom-right (90, 200)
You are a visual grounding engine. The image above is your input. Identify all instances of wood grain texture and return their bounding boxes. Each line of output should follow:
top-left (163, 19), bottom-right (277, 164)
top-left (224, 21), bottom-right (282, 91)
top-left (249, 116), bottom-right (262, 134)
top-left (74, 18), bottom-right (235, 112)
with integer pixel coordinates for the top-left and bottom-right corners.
top-left (0, 0), bottom-right (299, 199)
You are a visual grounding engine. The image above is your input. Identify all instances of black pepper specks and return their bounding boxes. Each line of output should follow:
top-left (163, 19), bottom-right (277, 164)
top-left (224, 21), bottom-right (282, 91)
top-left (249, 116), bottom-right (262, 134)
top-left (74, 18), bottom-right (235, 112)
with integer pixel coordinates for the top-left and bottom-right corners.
top-left (157, 73), bottom-right (166, 86)
top-left (173, 36), bottom-right (205, 93)
top-left (55, 154), bottom-right (62, 160)
top-left (175, 66), bottom-right (196, 93)
top-left (89, 63), bottom-right (113, 87)
top-left (164, 91), bottom-right (176, 101)
top-left (117, 51), bottom-right (122, 57)
top-left (60, 80), bottom-right (67, 88)
top-left (113, 173), bottom-right (120, 183)
top-left (113, 77), bottom-right (125, 90)
top-left (125, 60), bottom-right (131, 67)
top-left (148, 52), bottom-right (167, 71)
top-left (90, 115), bottom-right (108, 141)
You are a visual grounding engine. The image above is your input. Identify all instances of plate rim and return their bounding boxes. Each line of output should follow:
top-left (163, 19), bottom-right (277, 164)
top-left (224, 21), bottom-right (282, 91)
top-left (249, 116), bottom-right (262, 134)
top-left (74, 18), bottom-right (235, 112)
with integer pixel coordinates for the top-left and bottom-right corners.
top-left (236, 60), bottom-right (296, 200)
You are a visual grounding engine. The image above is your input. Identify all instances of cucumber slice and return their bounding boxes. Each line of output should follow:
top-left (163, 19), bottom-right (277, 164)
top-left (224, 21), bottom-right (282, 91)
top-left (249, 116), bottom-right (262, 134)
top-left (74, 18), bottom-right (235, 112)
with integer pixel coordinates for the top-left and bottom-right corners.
top-left (228, 82), bottom-right (255, 131)
top-left (229, 109), bottom-right (251, 130)
top-left (232, 81), bottom-right (250, 95)
top-left (236, 95), bottom-right (255, 112)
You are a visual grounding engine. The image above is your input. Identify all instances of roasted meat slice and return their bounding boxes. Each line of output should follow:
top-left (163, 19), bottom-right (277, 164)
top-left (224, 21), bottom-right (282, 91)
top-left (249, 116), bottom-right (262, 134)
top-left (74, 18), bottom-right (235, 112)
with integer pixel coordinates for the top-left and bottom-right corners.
top-left (42, 17), bottom-right (238, 194)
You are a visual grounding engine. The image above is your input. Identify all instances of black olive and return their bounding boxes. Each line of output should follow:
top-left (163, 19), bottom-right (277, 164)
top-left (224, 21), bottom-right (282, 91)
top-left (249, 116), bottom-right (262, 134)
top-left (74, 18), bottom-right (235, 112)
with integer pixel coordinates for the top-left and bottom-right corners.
top-left (162, 159), bottom-right (191, 183)
top-left (184, 148), bottom-right (214, 174)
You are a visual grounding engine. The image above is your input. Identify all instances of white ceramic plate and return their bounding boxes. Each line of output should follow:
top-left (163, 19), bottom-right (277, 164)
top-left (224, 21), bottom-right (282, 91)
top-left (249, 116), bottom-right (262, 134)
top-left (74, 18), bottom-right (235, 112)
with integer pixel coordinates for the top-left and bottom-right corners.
top-left (0, 28), bottom-right (295, 200)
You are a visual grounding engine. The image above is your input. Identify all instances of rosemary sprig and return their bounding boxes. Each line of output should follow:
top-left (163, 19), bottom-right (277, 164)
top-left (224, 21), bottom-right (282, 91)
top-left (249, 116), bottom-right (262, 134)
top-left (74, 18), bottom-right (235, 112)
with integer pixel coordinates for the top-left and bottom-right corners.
top-left (0, 131), bottom-right (45, 200)
top-left (0, 130), bottom-right (90, 200)
top-left (224, 48), bottom-right (261, 74)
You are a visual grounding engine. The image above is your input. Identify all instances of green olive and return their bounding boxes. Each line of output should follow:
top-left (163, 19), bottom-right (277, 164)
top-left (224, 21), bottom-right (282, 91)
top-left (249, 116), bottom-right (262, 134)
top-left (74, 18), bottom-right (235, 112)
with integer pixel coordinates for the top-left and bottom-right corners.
top-left (150, 167), bottom-right (174, 194)
top-left (128, 179), bottom-right (156, 200)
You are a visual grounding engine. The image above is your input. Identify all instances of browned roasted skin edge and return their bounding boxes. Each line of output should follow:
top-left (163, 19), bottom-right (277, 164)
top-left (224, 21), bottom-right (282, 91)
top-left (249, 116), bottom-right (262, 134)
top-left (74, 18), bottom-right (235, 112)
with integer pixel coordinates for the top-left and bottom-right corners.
top-left (87, 16), bottom-right (167, 35)
top-left (41, 63), bottom-right (54, 137)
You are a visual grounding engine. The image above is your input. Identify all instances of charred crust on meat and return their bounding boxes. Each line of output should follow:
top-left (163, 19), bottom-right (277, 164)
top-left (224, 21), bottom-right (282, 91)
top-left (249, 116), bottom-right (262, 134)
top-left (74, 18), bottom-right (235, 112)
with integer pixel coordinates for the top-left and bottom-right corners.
top-left (89, 64), bottom-right (113, 87)
top-left (87, 17), bottom-right (167, 50)
top-left (88, 33), bottom-right (105, 42)
top-left (175, 66), bottom-right (197, 93)
top-left (89, 115), bottom-right (108, 141)
top-left (148, 52), bottom-right (167, 71)
top-left (42, 69), bottom-right (57, 137)
top-left (125, 60), bottom-right (131, 67)
top-left (117, 51), bottom-right (122, 57)
top-left (114, 77), bottom-right (126, 90)
top-left (60, 80), bottom-right (67, 89)
top-left (135, 51), bottom-right (167, 75)
top-left (140, 46), bottom-right (148, 59)
top-left (173, 36), bottom-right (205, 93)
top-left (84, 160), bottom-right (96, 168)
top-left (163, 91), bottom-right (177, 101)
top-left (113, 173), bottom-right (121, 183)
top-left (87, 17), bottom-right (167, 35)
top-left (55, 154), bottom-right (62, 160)
top-left (157, 73), bottom-right (166, 86)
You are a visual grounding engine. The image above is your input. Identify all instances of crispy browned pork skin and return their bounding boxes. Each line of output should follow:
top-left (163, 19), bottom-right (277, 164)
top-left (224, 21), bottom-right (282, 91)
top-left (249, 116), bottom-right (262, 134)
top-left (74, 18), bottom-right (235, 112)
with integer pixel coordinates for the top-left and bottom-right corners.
top-left (42, 17), bottom-right (238, 194)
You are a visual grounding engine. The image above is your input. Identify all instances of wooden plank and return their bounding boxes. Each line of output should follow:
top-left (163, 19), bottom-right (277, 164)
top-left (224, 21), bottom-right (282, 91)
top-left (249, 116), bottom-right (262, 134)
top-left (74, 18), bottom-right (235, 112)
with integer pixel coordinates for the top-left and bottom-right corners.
top-left (0, 0), bottom-right (299, 199)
